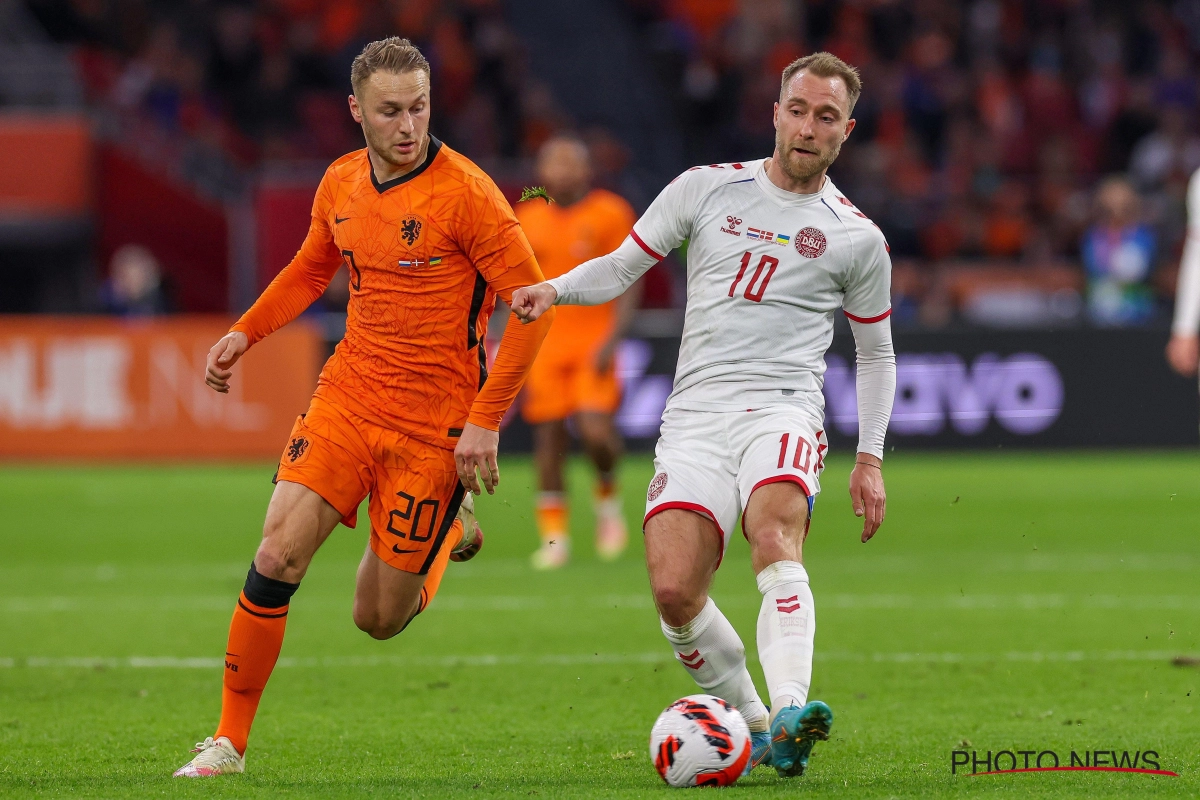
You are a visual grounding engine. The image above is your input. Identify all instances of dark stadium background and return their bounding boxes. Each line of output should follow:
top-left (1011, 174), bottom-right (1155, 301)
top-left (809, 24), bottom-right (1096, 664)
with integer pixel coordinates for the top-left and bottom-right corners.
top-left (1, 0), bottom-right (1198, 452)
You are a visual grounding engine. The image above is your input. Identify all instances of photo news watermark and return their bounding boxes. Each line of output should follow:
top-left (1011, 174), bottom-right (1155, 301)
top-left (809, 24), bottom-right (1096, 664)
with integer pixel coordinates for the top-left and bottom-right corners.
top-left (951, 749), bottom-right (1178, 777)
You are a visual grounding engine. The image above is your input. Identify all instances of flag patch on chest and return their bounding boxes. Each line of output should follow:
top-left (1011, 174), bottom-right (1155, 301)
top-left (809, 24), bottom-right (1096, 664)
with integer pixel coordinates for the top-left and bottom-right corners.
top-left (397, 259), bottom-right (425, 268)
top-left (746, 227), bottom-right (789, 246)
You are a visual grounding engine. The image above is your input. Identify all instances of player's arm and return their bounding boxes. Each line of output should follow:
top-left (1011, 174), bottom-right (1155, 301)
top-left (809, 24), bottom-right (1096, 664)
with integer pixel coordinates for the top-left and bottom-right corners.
top-left (1167, 168), bottom-right (1200, 377)
top-left (452, 176), bottom-right (556, 494)
top-left (454, 256), bottom-right (554, 495)
top-left (513, 171), bottom-right (699, 322)
top-left (206, 179), bottom-right (342, 393)
top-left (843, 230), bottom-right (896, 542)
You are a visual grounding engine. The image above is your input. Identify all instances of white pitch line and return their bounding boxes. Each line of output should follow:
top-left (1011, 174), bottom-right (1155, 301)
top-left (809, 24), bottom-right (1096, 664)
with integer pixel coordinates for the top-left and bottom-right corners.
top-left (1, 651), bottom-right (1194, 670)
top-left (4, 593), bottom-right (1199, 614)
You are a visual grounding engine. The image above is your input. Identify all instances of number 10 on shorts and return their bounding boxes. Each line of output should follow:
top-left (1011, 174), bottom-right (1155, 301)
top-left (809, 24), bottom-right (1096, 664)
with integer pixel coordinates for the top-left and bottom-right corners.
top-left (778, 433), bottom-right (821, 472)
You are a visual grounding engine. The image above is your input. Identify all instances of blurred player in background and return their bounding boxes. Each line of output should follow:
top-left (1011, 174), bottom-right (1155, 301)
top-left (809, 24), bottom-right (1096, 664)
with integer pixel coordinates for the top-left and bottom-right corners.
top-left (514, 53), bottom-right (895, 780)
top-left (517, 135), bottom-right (640, 569)
top-left (1167, 166), bottom-right (1200, 410)
top-left (175, 37), bottom-right (553, 777)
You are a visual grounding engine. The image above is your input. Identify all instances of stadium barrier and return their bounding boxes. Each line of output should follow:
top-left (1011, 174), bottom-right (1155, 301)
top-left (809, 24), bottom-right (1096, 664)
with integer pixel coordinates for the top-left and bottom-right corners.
top-left (0, 317), bottom-right (320, 459)
top-left (495, 328), bottom-right (1199, 451)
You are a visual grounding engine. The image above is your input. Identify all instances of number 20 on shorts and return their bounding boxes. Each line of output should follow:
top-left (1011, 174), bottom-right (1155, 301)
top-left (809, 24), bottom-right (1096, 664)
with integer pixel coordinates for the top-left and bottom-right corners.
top-left (728, 251), bottom-right (779, 302)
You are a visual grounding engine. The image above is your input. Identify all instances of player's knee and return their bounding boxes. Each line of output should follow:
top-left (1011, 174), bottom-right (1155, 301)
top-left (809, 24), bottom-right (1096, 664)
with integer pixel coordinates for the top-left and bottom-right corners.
top-left (256, 522), bottom-right (313, 581)
top-left (652, 580), bottom-right (703, 626)
top-left (352, 607), bottom-right (396, 639)
top-left (747, 522), bottom-right (803, 567)
top-left (253, 538), bottom-right (306, 581)
top-left (352, 601), bottom-right (418, 640)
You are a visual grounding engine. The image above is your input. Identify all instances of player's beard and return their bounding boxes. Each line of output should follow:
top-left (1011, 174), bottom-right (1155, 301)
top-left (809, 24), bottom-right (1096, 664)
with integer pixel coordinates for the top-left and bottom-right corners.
top-left (774, 129), bottom-right (841, 184)
top-left (363, 118), bottom-right (427, 170)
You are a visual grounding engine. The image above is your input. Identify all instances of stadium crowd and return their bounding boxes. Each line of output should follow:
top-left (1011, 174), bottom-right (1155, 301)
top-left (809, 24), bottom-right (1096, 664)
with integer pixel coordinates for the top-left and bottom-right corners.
top-left (27, 0), bottom-right (549, 166)
top-left (15, 0), bottom-right (1200, 327)
top-left (627, 0), bottom-right (1200, 327)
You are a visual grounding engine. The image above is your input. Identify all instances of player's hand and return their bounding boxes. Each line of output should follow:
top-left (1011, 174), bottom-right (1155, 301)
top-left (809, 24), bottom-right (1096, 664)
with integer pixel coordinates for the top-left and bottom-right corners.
top-left (1166, 334), bottom-right (1199, 377)
top-left (511, 282), bottom-right (557, 323)
top-left (849, 454), bottom-right (885, 543)
top-left (594, 338), bottom-right (618, 373)
top-left (455, 423), bottom-right (500, 495)
top-left (205, 331), bottom-right (249, 393)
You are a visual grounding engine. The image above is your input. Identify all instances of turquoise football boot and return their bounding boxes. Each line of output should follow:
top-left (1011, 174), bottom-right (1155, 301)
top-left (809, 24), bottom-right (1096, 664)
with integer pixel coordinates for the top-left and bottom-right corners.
top-left (769, 700), bottom-right (833, 777)
top-left (743, 730), bottom-right (773, 775)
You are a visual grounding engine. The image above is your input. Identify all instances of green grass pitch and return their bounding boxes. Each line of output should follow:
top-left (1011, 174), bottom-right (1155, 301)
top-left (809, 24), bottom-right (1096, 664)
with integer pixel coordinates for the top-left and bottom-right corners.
top-left (0, 451), bottom-right (1198, 798)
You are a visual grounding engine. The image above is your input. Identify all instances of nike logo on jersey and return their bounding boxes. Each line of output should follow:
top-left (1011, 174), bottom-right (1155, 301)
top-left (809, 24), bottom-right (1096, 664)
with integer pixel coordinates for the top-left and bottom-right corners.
top-left (392, 545), bottom-right (421, 554)
top-left (335, 215), bottom-right (350, 224)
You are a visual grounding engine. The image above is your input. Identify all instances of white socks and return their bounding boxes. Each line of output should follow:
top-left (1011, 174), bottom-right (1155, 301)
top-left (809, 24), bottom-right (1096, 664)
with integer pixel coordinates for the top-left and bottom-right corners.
top-left (755, 560), bottom-right (815, 713)
top-left (660, 598), bottom-right (770, 732)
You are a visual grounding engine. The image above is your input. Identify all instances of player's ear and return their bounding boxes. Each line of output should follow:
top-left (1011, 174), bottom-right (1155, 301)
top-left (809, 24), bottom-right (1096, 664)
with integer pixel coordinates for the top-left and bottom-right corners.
top-left (843, 118), bottom-right (856, 141)
top-left (348, 93), bottom-right (362, 124)
top-left (773, 101), bottom-right (780, 130)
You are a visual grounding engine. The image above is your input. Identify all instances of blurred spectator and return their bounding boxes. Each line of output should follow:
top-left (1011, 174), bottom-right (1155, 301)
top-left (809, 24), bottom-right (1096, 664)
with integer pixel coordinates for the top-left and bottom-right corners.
top-left (102, 244), bottom-right (172, 316)
top-left (1129, 106), bottom-right (1200, 191)
top-left (1081, 176), bottom-right (1156, 326)
top-left (625, 0), bottom-right (1200, 326)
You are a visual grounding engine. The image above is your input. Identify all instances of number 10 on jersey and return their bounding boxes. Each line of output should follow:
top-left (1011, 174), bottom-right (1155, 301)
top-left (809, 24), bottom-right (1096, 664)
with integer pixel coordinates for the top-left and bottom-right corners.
top-left (728, 251), bottom-right (779, 302)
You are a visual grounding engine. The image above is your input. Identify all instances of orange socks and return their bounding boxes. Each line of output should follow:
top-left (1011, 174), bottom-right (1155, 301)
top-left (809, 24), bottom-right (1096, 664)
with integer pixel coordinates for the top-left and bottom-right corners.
top-left (214, 564), bottom-right (298, 755)
top-left (418, 519), bottom-right (460, 613)
top-left (536, 492), bottom-right (568, 544)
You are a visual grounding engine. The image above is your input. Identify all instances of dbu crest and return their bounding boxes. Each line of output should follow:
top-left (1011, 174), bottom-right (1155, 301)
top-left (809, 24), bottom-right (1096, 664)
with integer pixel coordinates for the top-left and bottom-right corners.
top-left (648, 472), bottom-right (668, 501)
top-left (400, 216), bottom-right (422, 246)
top-left (287, 436), bottom-right (309, 462)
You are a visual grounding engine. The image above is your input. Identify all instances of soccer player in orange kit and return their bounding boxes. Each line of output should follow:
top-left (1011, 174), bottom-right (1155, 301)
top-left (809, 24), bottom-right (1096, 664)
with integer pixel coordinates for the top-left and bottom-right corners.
top-left (173, 37), bottom-right (553, 777)
top-left (517, 136), bottom-right (640, 570)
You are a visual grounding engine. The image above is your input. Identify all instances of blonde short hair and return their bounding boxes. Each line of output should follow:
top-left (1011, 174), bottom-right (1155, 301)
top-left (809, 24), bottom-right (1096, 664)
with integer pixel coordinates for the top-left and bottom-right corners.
top-left (780, 52), bottom-right (862, 115)
top-left (351, 37), bottom-right (430, 95)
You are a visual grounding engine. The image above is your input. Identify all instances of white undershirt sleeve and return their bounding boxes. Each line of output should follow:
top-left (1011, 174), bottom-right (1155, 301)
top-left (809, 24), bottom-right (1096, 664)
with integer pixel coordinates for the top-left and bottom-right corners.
top-left (1172, 167), bottom-right (1200, 336)
top-left (848, 317), bottom-right (896, 460)
top-left (546, 235), bottom-right (659, 306)
top-left (547, 168), bottom-right (704, 306)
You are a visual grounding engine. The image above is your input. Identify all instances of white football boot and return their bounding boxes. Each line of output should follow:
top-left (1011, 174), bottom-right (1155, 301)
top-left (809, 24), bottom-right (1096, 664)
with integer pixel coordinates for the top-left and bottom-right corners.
top-left (450, 492), bottom-right (484, 562)
top-left (530, 536), bottom-right (569, 570)
top-left (173, 736), bottom-right (245, 777)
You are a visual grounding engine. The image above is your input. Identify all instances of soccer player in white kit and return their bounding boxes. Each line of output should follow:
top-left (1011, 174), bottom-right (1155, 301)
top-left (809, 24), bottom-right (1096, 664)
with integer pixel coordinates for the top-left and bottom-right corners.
top-left (513, 52), bottom-right (896, 779)
top-left (1167, 167), bottom-right (1200, 401)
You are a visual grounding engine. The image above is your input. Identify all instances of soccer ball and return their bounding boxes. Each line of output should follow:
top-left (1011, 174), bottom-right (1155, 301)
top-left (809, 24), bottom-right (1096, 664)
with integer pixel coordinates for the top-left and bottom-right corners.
top-left (649, 694), bottom-right (752, 787)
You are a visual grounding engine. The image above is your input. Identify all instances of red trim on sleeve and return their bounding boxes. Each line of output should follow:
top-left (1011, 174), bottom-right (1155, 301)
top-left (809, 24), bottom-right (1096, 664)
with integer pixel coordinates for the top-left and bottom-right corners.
top-left (630, 229), bottom-right (665, 261)
top-left (644, 501), bottom-right (725, 569)
top-left (844, 308), bottom-right (893, 324)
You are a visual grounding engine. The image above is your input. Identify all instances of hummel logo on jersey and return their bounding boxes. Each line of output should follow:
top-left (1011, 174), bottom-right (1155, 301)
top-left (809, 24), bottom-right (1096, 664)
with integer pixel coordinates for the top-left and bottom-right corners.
top-left (776, 595), bottom-right (801, 614)
top-left (720, 215), bottom-right (742, 236)
top-left (677, 649), bottom-right (706, 670)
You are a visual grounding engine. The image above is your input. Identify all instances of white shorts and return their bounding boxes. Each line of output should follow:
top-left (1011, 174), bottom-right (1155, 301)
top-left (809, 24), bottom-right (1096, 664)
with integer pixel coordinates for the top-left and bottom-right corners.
top-left (644, 405), bottom-right (827, 565)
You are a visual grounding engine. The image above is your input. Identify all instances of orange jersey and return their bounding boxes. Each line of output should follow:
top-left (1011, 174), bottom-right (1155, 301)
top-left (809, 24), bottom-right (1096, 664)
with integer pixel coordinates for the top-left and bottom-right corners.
top-left (233, 138), bottom-right (553, 447)
top-left (516, 189), bottom-right (635, 362)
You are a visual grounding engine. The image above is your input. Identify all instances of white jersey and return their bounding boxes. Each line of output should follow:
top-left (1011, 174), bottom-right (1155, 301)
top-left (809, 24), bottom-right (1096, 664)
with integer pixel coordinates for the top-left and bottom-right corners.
top-left (1172, 167), bottom-right (1200, 337)
top-left (626, 159), bottom-right (891, 415)
top-left (548, 158), bottom-right (895, 459)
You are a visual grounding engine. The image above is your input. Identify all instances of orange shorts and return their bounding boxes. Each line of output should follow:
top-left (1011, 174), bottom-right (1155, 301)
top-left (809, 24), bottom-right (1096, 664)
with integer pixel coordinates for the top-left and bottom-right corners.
top-left (274, 396), bottom-right (465, 575)
top-left (522, 353), bottom-right (621, 424)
